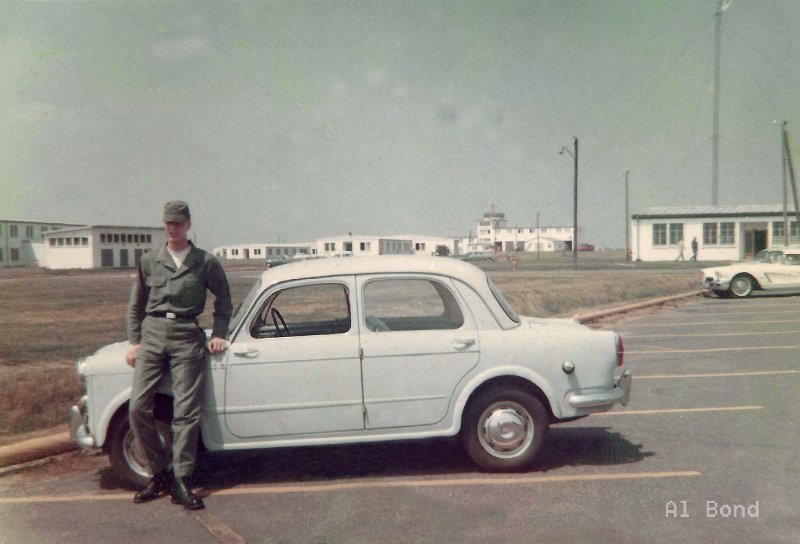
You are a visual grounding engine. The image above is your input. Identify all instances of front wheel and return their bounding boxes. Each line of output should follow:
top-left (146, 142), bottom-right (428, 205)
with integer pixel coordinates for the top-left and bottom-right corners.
top-left (729, 275), bottom-right (754, 298)
top-left (462, 388), bottom-right (549, 471)
top-left (108, 412), bottom-right (172, 489)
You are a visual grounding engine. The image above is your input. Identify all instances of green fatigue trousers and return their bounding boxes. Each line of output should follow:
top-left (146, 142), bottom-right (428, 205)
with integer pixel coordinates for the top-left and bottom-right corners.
top-left (129, 316), bottom-right (208, 478)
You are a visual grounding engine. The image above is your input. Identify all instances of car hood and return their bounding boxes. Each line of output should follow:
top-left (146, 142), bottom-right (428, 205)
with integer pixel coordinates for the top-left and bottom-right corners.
top-left (78, 341), bottom-right (133, 376)
top-left (79, 330), bottom-right (212, 376)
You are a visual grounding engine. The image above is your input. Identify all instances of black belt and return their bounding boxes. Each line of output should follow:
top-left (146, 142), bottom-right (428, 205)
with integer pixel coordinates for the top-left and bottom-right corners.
top-left (147, 311), bottom-right (198, 320)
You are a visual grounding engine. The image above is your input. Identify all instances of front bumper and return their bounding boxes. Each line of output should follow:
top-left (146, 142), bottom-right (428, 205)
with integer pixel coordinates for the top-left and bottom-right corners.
top-left (566, 369), bottom-right (632, 410)
top-left (70, 396), bottom-right (97, 448)
top-left (703, 278), bottom-right (730, 291)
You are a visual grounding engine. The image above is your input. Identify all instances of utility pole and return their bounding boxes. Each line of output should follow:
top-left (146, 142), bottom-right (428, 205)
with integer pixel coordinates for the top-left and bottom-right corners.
top-left (536, 212), bottom-right (540, 260)
top-left (782, 122), bottom-right (800, 241)
top-left (560, 137), bottom-right (579, 270)
top-left (625, 170), bottom-right (630, 261)
top-left (783, 123), bottom-right (789, 246)
top-left (711, 0), bottom-right (728, 206)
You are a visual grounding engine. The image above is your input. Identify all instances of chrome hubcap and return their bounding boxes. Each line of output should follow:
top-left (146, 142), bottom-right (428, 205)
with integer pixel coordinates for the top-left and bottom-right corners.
top-left (478, 402), bottom-right (534, 459)
top-left (123, 422), bottom-right (171, 479)
top-left (731, 277), bottom-right (751, 296)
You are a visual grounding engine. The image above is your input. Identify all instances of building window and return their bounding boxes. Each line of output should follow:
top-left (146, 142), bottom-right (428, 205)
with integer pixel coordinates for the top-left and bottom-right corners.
top-left (0, 249), bottom-right (3, 261)
top-left (49, 239), bottom-right (56, 247)
top-left (25, 225), bottom-right (34, 238)
top-left (100, 234), bottom-right (106, 243)
top-left (652, 224), bottom-right (667, 246)
top-left (146, 235), bottom-right (152, 243)
top-left (10, 225), bottom-right (18, 238)
top-left (10, 248), bottom-right (20, 261)
top-left (57, 238), bottom-right (64, 246)
top-left (668, 223), bottom-right (683, 245)
top-left (82, 238), bottom-right (89, 246)
top-left (703, 223), bottom-right (718, 245)
top-left (719, 222), bottom-right (735, 244)
top-left (773, 221), bottom-right (785, 239)
top-left (127, 234), bottom-right (133, 243)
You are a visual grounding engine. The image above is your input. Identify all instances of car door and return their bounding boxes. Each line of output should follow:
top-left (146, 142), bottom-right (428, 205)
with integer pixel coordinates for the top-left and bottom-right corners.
top-left (223, 277), bottom-right (364, 439)
top-left (763, 252), bottom-right (800, 289)
top-left (356, 274), bottom-right (480, 429)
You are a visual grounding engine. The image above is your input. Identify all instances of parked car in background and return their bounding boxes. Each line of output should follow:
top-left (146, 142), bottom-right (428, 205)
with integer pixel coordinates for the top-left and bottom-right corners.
top-left (578, 243), bottom-right (595, 252)
top-left (71, 256), bottom-right (630, 487)
top-left (265, 255), bottom-right (294, 268)
top-left (457, 250), bottom-right (496, 262)
top-left (702, 246), bottom-right (800, 298)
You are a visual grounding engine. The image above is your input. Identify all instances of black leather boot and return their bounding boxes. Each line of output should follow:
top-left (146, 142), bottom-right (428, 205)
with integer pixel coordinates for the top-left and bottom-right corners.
top-left (133, 470), bottom-right (173, 504)
top-left (170, 477), bottom-right (205, 510)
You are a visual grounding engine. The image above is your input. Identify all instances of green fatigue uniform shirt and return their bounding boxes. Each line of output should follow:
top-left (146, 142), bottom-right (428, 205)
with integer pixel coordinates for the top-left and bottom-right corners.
top-left (127, 242), bottom-right (232, 342)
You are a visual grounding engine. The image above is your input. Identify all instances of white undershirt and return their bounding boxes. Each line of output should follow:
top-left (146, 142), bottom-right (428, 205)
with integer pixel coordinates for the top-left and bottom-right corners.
top-left (167, 246), bottom-right (191, 269)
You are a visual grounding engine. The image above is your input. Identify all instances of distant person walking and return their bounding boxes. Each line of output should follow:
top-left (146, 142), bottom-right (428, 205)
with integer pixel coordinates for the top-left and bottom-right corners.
top-left (690, 237), bottom-right (699, 261)
top-left (675, 238), bottom-right (685, 261)
top-left (126, 201), bottom-right (232, 510)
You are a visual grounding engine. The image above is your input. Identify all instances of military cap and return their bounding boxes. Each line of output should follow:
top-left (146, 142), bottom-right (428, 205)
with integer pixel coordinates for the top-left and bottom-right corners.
top-left (163, 200), bottom-right (191, 222)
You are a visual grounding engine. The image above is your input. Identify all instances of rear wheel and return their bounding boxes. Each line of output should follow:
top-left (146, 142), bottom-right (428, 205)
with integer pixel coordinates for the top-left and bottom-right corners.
top-left (729, 275), bottom-right (754, 298)
top-left (462, 387), bottom-right (548, 471)
top-left (108, 410), bottom-right (172, 489)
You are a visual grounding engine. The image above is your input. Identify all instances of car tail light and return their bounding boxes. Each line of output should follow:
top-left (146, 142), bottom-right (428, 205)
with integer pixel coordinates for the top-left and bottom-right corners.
top-left (616, 335), bottom-right (624, 367)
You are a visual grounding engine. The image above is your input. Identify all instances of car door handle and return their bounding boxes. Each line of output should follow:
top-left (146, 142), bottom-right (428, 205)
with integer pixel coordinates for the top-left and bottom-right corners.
top-left (233, 348), bottom-right (259, 357)
top-left (452, 339), bottom-right (476, 350)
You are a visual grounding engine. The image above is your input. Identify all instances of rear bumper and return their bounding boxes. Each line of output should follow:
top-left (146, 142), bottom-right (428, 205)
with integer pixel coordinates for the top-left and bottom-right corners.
top-left (566, 369), bottom-right (632, 410)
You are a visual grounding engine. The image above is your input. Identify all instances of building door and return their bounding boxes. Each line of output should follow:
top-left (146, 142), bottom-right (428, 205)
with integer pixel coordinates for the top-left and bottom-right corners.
top-left (101, 249), bottom-right (114, 267)
top-left (119, 249), bottom-right (129, 267)
top-left (742, 223), bottom-right (768, 259)
top-left (134, 249), bottom-right (144, 266)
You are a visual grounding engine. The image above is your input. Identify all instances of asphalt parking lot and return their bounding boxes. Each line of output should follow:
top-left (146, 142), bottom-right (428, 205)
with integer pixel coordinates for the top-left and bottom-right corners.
top-left (0, 293), bottom-right (798, 544)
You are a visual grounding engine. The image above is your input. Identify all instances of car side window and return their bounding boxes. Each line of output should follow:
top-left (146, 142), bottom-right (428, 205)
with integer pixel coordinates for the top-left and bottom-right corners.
top-left (250, 283), bottom-right (351, 339)
top-left (363, 278), bottom-right (464, 332)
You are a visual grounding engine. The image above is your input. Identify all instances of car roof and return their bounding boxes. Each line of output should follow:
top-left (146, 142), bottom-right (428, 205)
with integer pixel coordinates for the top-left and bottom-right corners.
top-left (259, 255), bottom-right (488, 285)
top-left (255, 255), bottom-right (518, 329)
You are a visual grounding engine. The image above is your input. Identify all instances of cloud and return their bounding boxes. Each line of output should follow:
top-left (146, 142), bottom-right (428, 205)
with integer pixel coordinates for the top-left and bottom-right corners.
top-left (150, 35), bottom-right (207, 60)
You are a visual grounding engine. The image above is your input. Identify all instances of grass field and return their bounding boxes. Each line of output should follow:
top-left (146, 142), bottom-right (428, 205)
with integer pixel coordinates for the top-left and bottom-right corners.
top-left (0, 252), bottom-right (703, 441)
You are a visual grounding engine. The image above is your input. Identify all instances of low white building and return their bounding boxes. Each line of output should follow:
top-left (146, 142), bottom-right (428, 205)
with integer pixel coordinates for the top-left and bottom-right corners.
top-left (41, 225), bottom-right (165, 269)
top-left (461, 207), bottom-right (574, 254)
top-left (213, 243), bottom-right (314, 261)
top-left (315, 235), bottom-right (414, 257)
top-left (631, 205), bottom-right (796, 262)
top-left (0, 219), bottom-right (83, 268)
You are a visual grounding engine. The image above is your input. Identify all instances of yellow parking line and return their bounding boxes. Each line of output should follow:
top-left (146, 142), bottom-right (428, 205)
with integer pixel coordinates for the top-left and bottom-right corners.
top-left (627, 345), bottom-right (800, 354)
top-left (635, 370), bottom-right (798, 379)
top-left (624, 329), bottom-right (800, 338)
top-left (592, 405), bottom-right (763, 416)
top-left (0, 471), bottom-right (702, 504)
top-left (623, 319), bottom-right (800, 328)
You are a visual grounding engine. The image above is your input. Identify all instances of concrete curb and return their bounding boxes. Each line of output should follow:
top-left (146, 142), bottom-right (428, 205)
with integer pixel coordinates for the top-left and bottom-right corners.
top-left (0, 289), bottom-right (705, 471)
top-left (574, 290), bottom-right (705, 324)
top-left (0, 431), bottom-right (77, 469)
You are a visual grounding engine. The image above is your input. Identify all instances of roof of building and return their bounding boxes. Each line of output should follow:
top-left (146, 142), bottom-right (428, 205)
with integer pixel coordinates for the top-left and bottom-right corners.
top-left (632, 204), bottom-right (787, 219)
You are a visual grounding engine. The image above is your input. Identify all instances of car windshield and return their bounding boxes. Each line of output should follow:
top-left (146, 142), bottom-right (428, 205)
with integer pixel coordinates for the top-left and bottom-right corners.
top-left (754, 250), bottom-right (784, 263)
top-left (487, 276), bottom-right (520, 324)
top-left (227, 276), bottom-right (262, 336)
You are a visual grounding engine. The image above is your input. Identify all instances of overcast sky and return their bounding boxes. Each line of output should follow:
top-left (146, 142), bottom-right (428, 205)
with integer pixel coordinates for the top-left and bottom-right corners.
top-left (2, 0), bottom-right (798, 249)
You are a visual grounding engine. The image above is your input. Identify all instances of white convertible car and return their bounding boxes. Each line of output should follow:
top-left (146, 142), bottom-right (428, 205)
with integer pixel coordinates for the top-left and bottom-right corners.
top-left (703, 246), bottom-right (800, 298)
top-left (71, 256), bottom-right (630, 486)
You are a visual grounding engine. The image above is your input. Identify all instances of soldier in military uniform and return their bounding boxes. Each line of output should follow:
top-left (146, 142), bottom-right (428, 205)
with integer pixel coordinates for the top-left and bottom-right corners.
top-left (125, 201), bottom-right (232, 510)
